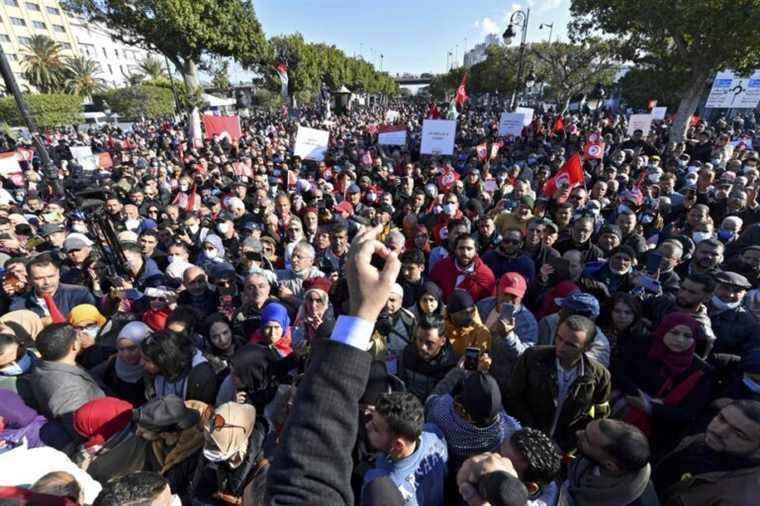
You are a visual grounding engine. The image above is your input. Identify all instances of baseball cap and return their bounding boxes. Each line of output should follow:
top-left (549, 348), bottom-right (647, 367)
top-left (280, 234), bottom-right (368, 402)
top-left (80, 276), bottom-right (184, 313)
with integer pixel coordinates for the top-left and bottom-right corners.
top-left (498, 272), bottom-right (527, 298)
top-left (347, 183), bottom-right (361, 194)
top-left (461, 372), bottom-right (502, 424)
top-left (39, 223), bottom-right (65, 237)
top-left (555, 292), bottom-right (600, 319)
top-left (334, 200), bottom-right (353, 215)
top-left (63, 235), bottom-right (94, 253)
top-left (241, 237), bottom-right (263, 253)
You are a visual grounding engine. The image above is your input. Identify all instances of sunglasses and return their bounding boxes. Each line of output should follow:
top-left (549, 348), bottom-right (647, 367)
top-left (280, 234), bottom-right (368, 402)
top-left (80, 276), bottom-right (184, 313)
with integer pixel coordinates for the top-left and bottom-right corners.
top-left (203, 407), bottom-right (248, 435)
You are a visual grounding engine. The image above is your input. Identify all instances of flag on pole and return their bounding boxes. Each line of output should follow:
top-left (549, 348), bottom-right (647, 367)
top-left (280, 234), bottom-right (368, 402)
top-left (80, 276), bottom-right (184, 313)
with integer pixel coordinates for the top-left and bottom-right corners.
top-left (553, 116), bottom-right (565, 134)
top-left (276, 63), bottom-right (289, 99)
top-left (189, 107), bottom-right (203, 148)
top-left (583, 141), bottom-right (605, 160)
top-left (542, 153), bottom-right (584, 197)
top-left (455, 72), bottom-right (468, 109)
top-left (202, 115), bottom-right (242, 141)
top-left (427, 102), bottom-right (441, 119)
top-left (0, 152), bottom-right (24, 186)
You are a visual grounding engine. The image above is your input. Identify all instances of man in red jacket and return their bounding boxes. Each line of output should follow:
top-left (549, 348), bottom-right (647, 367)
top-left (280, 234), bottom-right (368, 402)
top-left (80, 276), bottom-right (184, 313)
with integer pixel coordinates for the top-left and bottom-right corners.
top-left (430, 233), bottom-right (496, 302)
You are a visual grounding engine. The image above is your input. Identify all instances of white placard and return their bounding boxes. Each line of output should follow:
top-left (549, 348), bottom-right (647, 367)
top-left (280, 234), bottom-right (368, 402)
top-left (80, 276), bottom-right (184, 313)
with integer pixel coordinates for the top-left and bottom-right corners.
top-left (78, 155), bottom-right (98, 172)
top-left (705, 70), bottom-right (760, 109)
top-left (627, 114), bottom-right (654, 136)
top-left (736, 71), bottom-right (760, 109)
top-left (293, 126), bottom-right (330, 161)
top-left (498, 112), bottom-right (525, 137)
top-left (69, 146), bottom-right (93, 161)
top-left (515, 107), bottom-right (534, 126)
top-left (652, 107), bottom-right (668, 120)
top-left (420, 119), bottom-right (456, 155)
top-left (378, 127), bottom-right (407, 146)
top-left (385, 110), bottom-right (400, 122)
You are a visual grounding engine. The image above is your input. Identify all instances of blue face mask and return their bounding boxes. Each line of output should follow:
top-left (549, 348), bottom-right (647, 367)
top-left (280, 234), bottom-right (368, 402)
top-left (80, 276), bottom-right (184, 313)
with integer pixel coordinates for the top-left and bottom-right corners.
top-left (717, 229), bottom-right (735, 242)
top-left (0, 353), bottom-right (32, 377)
top-left (742, 374), bottom-right (760, 394)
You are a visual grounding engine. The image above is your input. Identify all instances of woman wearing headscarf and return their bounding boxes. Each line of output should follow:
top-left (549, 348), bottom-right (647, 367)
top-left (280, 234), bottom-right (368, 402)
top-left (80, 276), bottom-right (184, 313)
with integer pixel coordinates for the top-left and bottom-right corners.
top-left (188, 402), bottom-right (271, 505)
top-left (247, 303), bottom-right (293, 358)
top-left (0, 329), bottom-right (39, 406)
top-left (71, 396), bottom-right (147, 482)
top-left (410, 281), bottom-right (445, 321)
top-left (202, 313), bottom-right (246, 379)
top-left (197, 234), bottom-right (235, 281)
top-left (91, 322), bottom-right (152, 407)
top-left (67, 304), bottom-right (111, 369)
top-left (291, 280), bottom-right (335, 349)
top-left (0, 390), bottom-right (70, 452)
top-left (141, 330), bottom-right (218, 405)
top-left (615, 313), bottom-right (712, 453)
top-left (216, 344), bottom-right (280, 412)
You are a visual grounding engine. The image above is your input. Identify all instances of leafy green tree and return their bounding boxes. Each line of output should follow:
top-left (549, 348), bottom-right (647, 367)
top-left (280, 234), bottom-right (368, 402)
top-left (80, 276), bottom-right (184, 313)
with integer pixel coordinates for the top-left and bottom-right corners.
top-left (530, 39), bottom-right (618, 113)
top-left (65, 0), bottom-right (268, 98)
top-left (208, 59), bottom-right (232, 91)
top-left (98, 84), bottom-right (175, 119)
top-left (0, 94), bottom-right (83, 127)
top-left (21, 35), bottom-right (68, 93)
top-left (137, 56), bottom-right (167, 82)
top-left (617, 66), bottom-right (684, 111)
top-left (570, 0), bottom-right (760, 141)
top-left (64, 56), bottom-right (107, 97)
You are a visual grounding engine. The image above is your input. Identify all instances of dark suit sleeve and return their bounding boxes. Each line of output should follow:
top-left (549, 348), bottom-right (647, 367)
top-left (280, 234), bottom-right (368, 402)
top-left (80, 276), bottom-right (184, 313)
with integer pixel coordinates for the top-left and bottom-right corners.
top-left (503, 351), bottom-right (535, 428)
top-left (266, 339), bottom-right (371, 506)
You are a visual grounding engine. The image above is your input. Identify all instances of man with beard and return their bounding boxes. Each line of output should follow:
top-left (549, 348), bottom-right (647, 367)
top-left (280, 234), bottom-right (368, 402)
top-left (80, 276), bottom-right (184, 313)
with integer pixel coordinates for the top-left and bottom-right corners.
top-left (396, 316), bottom-right (457, 402)
top-left (677, 238), bottom-right (724, 278)
top-left (615, 209), bottom-right (648, 257)
top-left (580, 246), bottom-right (637, 299)
top-left (428, 219), bottom-right (470, 271)
top-left (482, 229), bottom-right (536, 283)
top-left (654, 400), bottom-right (760, 505)
top-left (554, 216), bottom-right (604, 263)
top-left (371, 283), bottom-right (415, 371)
top-left (177, 266), bottom-right (219, 319)
top-left (522, 219), bottom-right (560, 276)
top-left (724, 245), bottom-right (760, 286)
top-left (595, 224), bottom-right (622, 259)
top-left (708, 271), bottom-right (760, 357)
top-left (558, 419), bottom-right (653, 506)
top-left (430, 234), bottom-right (496, 303)
top-left (275, 242), bottom-right (325, 303)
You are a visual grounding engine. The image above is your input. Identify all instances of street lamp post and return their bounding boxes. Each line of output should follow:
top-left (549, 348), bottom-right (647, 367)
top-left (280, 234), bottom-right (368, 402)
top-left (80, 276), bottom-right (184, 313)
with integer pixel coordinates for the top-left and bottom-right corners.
top-left (503, 8), bottom-right (530, 110)
top-left (539, 22), bottom-right (554, 43)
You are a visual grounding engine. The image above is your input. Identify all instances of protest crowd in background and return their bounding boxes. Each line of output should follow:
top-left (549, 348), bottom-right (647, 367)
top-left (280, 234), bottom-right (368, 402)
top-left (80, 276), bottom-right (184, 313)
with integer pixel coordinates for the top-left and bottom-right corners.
top-left (1, 96), bottom-right (760, 506)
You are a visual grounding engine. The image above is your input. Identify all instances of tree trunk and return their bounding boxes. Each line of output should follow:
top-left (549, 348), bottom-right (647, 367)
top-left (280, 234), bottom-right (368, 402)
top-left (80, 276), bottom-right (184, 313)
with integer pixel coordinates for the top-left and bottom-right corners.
top-left (181, 59), bottom-right (200, 91)
top-left (670, 70), bottom-right (708, 143)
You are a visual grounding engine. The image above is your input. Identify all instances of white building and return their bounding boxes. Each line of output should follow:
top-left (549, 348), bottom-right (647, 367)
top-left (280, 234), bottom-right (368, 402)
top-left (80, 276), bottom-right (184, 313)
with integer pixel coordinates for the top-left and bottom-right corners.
top-left (464, 34), bottom-right (502, 67)
top-left (67, 14), bottom-right (159, 88)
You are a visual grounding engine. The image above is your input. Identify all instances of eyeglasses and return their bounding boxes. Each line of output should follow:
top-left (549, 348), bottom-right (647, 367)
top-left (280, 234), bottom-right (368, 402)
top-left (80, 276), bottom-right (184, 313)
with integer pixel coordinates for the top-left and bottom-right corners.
top-left (203, 407), bottom-right (248, 435)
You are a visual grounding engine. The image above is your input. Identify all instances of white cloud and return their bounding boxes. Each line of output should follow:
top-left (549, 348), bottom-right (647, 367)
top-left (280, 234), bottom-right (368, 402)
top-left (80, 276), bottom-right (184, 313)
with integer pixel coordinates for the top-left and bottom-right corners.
top-left (479, 17), bottom-right (500, 35)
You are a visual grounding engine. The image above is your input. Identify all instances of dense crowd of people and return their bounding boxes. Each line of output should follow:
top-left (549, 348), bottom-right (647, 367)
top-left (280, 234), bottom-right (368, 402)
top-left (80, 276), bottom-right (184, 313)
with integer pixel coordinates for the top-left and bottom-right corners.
top-left (0, 99), bottom-right (760, 506)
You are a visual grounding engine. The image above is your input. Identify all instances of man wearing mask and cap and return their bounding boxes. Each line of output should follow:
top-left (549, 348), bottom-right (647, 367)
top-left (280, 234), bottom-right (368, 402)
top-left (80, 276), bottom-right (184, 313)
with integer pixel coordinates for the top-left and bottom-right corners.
top-left (59, 234), bottom-right (95, 286)
top-left (370, 283), bottom-right (415, 373)
top-left (708, 271), bottom-right (760, 357)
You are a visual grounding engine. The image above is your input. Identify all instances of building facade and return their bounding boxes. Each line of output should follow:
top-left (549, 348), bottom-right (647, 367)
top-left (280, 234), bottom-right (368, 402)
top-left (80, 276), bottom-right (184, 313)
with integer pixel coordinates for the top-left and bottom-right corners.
top-left (1, 0), bottom-right (158, 89)
top-left (463, 33), bottom-right (502, 67)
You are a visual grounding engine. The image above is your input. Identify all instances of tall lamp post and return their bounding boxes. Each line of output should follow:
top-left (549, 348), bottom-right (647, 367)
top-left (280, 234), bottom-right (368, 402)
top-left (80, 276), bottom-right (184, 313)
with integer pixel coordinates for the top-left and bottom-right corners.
top-left (503, 7), bottom-right (530, 110)
top-left (539, 22), bottom-right (554, 43)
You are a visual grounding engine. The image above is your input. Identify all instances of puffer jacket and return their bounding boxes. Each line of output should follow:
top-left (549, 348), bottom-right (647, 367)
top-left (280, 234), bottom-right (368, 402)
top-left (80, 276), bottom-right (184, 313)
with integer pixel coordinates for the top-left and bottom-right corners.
top-left (397, 342), bottom-right (458, 402)
top-left (707, 303), bottom-right (760, 356)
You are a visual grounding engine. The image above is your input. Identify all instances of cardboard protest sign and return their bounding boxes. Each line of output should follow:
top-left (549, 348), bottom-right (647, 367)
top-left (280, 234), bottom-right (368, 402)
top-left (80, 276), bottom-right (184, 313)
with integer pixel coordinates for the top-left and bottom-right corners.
top-left (385, 110), bottom-right (400, 122)
top-left (0, 152), bottom-right (24, 185)
top-left (627, 114), bottom-right (654, 136)
top-left (420, 119), bottom-right (456, 155)
top-left (293, 126), bottom-right (330, 161)
top-left (652, 107), bottom-right (667, 120)
top-left (498, 112), bottom-right (525, 137)
top-left (515, 107), bottom-right (534, 126)
top-left (378, 125), bottom-right (407, 146)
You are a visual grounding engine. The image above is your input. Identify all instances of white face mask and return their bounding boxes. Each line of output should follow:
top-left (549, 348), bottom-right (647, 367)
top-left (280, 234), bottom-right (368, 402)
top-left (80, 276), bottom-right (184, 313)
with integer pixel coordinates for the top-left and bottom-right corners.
top-left (205, 247), bottom-right (218, 259)
top-left (443, 203), bottom-right (457, 215)
top-left (217, 223), bottom-right (230, 235)
top-left (84, 325), bottom-right (99, 339)
top-left (710, 294), bottom-right (741, 311)
top-left (0, 353), bottom-right (32, 376)
top-left (125, 218), bottom-right (141, 230)
top-left (692, 231), bottom-right (713, 244)
top-left (71, 223), bottom-right (88, 234)
top-left (179, 183), bottom-right (189, 192)
top-left (167, 255), bottom-right (177, 264)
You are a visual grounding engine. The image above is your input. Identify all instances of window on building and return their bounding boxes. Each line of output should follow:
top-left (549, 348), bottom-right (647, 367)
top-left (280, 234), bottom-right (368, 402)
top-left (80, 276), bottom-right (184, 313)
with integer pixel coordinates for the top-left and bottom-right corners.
top-left (25, 2), bottom-right (40, 11)
top-left (4, 0), bottom-right (19, 7)
top-left (102, 47), bottom-right (107, 58)
top-left (32, 21), bottom-right (45, 29)
top-left (61, 42), bottom-right (71, 49)
top-left (107, 64), bottom-right (113, 74)
top-left (46, 6), bottom-right (60, 15)
top-left (114, 48), bottom-right (119, 58)
top-left (10, 17), bottom-right (26, 26)
top-left (80, 43), bottom-right (95, 56)
top-left (0, 34), bottom-right (11, 42)
top-left (17, 36), bottom-right (31, 45)
top-left (52, 24), bottom-right (65, 33)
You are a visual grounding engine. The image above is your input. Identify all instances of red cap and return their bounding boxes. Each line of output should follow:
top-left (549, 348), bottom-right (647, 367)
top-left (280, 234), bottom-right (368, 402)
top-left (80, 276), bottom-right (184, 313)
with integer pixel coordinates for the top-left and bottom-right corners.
top-left (334, 200), bottom-right (353, 216)
top-left (498, 272), bottom-right (527, 298)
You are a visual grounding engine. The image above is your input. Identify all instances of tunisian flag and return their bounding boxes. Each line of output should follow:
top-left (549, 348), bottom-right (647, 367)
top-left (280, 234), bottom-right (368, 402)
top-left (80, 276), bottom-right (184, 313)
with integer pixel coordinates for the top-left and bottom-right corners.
top-left (202, 115), bottom-right (242, 141)
top-left (552, 116), bottom-right (565, 133)
top-left (427, 102), bottom-right (441, 119)
top-left (455, 72), bottom-right (468, 109)
top-left (542, 153), bottom-right (584, 197)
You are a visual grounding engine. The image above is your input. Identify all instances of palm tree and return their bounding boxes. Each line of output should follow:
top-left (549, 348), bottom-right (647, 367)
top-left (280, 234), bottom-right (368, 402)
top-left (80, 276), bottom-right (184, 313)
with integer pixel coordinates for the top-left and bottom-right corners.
top-left (64, 56), bottom-right (107, 97)
top-left (21, 35), bottom-right (68, 93)
top-left (137, 56), bottom-right (167, 82)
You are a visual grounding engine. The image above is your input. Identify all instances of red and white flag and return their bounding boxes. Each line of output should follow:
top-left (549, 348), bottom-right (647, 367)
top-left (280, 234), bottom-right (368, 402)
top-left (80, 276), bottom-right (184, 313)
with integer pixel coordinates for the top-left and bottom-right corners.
top-left (552, 116), bottom-right (565, 133)
top-left (276, 63), bottom-right (289, 99)
top-left (455, 72), bottom-right (468, 109)
top-left (542, 153), bottom-right (584, 197)
top-left (202, 115), bottom-right (242, 141)
top-left (15, 147), bottom-right (34, 163)
top-left (476, 143), bottom-right (488, 162)
top-left (0, 152), bottom-right (24, 186)
top-left (583, 141), bottom-right (605, 160)
top-left (490, 141), bottom-right (503, 160)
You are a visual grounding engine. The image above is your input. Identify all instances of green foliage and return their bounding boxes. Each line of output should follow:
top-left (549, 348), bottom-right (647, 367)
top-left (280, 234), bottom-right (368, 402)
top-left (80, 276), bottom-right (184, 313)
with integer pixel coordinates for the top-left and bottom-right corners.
top-left (65, 0), bottom-right (268, 92)
top-left (265, 33), bottom-right (398, 103)
top-left (137, 56), bottom-right (168, 82)
top-left (64, 56), bottom-right (107, 97)
top-left (617, 66), bottom-right (684, 110)
top-left (210, 60), bottom-right (232, 91)
top-left (570, 0), bottom-right (760, 139)
top-left (97, 85), bottom-right (175, 119)
top-left (254, 88), bottom-right (284, 110)
top-left (0, 94), bottom-right (83, 128)
top-left (21, 35), bottom-right (69, 93)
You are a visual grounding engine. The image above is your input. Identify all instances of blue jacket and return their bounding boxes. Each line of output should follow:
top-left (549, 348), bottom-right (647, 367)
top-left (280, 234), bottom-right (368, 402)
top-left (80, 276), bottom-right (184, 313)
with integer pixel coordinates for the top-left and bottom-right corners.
top-left (481, 250), bottom-right (536, 284)
top-left (10, 283), bottom-right (97, 318)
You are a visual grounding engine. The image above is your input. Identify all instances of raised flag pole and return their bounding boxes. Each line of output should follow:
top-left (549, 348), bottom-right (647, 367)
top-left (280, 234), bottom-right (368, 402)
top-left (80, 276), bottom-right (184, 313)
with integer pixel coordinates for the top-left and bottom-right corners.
top-left (0, 43), bottom-right (61, 197)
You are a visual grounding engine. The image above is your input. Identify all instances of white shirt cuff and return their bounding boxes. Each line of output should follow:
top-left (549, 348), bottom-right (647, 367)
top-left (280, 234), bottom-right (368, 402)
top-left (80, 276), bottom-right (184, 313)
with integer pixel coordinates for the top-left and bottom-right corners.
top-left (330, 315), bottom-right (375, 351)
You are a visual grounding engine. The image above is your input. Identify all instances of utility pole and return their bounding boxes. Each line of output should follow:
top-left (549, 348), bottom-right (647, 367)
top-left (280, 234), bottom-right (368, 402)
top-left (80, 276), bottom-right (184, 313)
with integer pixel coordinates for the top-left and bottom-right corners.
top-left (0, 43), bottom-right (62, 197)
top-left (163, 55), bottom-right (181, 114)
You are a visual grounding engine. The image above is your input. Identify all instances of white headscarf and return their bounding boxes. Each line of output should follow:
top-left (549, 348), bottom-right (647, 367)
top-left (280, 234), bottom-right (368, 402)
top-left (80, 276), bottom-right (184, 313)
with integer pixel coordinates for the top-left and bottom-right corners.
top-left (115, 321), bottom-right (152, 383)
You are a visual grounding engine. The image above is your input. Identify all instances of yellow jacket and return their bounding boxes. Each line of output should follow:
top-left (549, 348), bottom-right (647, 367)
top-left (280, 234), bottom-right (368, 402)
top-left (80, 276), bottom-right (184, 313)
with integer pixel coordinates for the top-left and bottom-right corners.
top-left (444, 311), bottom-right (492, 357)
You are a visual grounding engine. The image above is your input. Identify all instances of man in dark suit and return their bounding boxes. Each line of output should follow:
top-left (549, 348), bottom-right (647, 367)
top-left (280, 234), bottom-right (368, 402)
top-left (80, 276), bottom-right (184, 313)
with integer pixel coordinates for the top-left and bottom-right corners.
top-left (266, 224), bottom-right (403, 506)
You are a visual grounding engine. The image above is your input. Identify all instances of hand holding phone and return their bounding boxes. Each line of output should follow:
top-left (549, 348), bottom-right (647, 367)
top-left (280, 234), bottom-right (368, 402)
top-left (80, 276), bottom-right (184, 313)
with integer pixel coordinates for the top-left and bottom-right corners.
top-left (464, 347), bottom-right (481, 371)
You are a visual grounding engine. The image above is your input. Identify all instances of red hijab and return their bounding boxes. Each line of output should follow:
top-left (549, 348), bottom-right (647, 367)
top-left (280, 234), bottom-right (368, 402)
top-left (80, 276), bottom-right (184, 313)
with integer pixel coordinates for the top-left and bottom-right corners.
top-left (73, 397), bottom-right (134, 448)
top-left (647, 313), bottom-right (702, 377)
